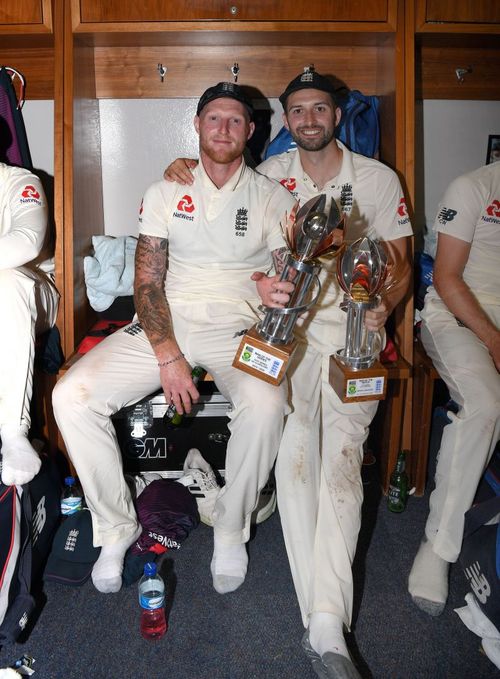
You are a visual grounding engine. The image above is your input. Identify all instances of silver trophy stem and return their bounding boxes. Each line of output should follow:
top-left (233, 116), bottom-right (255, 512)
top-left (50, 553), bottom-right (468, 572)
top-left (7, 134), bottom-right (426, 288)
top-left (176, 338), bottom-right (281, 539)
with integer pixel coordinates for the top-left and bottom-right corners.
top-left (258, 256), bottom-right (319, 345)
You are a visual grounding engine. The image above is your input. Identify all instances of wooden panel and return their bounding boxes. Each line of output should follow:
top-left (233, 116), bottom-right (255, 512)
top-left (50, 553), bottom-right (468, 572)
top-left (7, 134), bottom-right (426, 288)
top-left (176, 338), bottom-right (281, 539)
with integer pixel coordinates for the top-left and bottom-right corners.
top-left (418, 45), bottom-right (500, 99)
top-left (0, 0), bottom-right (52, 31)
top-left (93, 45), bottom-right (384, 99)
top-left (424, 0), bottom-right (500, 25)
top-left (79, 0), bottom-right (390, 23)
top-left (0, 48), bottom-right (54, 99)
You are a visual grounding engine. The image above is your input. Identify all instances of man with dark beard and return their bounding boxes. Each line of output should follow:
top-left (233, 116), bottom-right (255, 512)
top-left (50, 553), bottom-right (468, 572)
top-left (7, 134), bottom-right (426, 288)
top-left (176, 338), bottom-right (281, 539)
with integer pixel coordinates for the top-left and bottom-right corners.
top-left (53, 82), bottom-right (296, 597)
top-left (164, 70), bottom-right (413, 679)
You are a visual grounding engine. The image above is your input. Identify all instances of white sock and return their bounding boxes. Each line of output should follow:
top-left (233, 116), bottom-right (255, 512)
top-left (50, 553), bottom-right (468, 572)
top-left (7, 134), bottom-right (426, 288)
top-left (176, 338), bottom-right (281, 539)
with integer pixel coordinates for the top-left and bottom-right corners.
top-left (1, 425), bottom-right (41, 486)
top-left (210, 537), bottom-right (248, 594)
top-left (91, 525), bottom-right (142, 594)
top-left (408, 537), bottom-right (450, 616)
top-left (308, 612), bottom-right (349, 660)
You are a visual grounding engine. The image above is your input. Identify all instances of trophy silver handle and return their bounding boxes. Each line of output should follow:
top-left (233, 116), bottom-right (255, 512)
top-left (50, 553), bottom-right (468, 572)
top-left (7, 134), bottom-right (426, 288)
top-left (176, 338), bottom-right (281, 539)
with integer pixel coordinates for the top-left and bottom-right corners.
top-left (258, 272), bottom-right (322, 317)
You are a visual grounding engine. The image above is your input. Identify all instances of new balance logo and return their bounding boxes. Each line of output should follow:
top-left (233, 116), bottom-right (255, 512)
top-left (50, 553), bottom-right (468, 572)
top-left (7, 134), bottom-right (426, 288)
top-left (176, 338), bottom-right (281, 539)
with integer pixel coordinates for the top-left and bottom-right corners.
top-left (464, 561), bottom-right (491, 604)
top-left (437, 207), bottom-right (457, 225)
top-left (32, 496), bottom-right (47, 546)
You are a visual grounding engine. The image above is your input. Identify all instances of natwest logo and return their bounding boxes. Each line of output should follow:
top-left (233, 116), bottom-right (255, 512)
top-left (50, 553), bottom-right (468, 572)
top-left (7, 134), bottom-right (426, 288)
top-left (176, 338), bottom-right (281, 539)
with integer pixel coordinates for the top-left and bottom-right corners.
top-left (21, 185), bottom-right (40, 200)
top-left (486, 200), bottom-right (500, 218)
top-left (397, 197), bottom-right (408, 218)
top-left (280, 177), bottom-right (296, 192)
top-left (177, 195), bottom-right (195, 213)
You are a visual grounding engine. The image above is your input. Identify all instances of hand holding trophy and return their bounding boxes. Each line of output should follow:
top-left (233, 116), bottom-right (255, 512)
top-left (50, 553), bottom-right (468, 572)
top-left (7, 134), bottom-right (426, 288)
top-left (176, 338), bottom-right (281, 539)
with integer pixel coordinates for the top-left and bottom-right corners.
top-left (329, 236), bottom-right (399, 402)
top-left (233, 194), bottom-right (345, 385)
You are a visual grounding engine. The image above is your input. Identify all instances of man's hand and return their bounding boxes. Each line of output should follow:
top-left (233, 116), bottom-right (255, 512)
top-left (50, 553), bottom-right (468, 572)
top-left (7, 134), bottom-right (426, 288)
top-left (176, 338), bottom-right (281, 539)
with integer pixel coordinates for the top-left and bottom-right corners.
top-left (251, 271), bottom-right (294, 308)
top-left (163, 158), bottom-right (198, 185)
top-left (364, 298), bottom-right (390, 333)
top-left (159, 357), bottom-right (199, 415)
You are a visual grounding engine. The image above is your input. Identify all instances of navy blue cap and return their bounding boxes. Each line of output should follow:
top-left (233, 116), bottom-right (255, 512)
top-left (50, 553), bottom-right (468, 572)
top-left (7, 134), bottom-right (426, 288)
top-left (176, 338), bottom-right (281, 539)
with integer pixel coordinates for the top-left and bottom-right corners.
top-left (279, 70), bottom-right (338, 108)
top-left (44, 510), bottom-right (100, 586)
top-left (196, 82), bottom-right (254, 119)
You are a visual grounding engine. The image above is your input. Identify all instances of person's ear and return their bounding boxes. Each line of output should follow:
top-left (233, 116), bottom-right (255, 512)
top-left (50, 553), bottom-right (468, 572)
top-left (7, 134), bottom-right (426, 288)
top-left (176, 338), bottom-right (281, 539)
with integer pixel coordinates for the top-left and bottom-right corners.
top-left (247, 121), bottom-right (255, 141)
top-left (194, 115), bottom-right (200, 134)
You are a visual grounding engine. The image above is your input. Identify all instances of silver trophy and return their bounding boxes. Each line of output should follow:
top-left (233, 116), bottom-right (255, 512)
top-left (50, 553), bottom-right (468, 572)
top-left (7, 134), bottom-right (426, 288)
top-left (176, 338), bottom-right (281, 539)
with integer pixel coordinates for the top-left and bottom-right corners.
top-left (234, 194), bottom-right (344, 385)
top-left (330, 236), bottom-right (392, 401)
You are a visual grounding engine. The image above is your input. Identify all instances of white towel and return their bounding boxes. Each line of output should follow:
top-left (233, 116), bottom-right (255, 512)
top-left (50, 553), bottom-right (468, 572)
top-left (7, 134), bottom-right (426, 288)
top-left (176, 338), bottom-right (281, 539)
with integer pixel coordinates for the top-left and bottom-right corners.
top-left (84, 235), bottom-right (137, 312)
top-left (455, 592), bottom-right (500, 669)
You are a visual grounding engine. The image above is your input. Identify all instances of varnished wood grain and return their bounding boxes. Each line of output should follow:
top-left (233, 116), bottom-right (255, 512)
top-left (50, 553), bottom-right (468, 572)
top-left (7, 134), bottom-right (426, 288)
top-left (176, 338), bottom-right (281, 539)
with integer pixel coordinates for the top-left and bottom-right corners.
top-left (78, 0), bottom-right (391, 24)
top-left (93, 45), bottom-right (384, 99)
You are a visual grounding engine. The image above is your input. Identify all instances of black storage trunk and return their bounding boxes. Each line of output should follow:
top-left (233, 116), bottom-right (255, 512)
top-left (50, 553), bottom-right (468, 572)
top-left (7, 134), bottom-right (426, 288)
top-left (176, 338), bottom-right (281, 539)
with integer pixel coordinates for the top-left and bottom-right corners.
top-left (112, 382), bottom-right (231, 477)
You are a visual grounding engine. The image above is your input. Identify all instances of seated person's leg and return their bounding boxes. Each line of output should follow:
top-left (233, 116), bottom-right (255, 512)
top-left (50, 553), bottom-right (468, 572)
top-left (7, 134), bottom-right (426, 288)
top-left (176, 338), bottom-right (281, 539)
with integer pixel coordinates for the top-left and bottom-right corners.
top-left (0, 267), bottom-right (58, 485)
top-left (183, 305), bottom-right (289, 593)
top-left (409, 304), bottom-right (500, 615)
top-left (52, 322), bottom-right (161, 593)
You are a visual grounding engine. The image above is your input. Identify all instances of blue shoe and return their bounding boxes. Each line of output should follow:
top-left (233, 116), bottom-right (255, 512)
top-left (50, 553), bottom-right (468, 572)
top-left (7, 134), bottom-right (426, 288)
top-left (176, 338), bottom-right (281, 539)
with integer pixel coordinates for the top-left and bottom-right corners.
top-left (301, 630), bottom-right (362, 679)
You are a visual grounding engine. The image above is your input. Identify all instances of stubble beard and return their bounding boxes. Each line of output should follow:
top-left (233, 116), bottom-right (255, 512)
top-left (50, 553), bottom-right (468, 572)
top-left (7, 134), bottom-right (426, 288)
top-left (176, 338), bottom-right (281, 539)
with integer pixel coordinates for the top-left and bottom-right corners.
top-left (290, 126), bottom-right (335, 152)
top-left (200, 138), bottom-right (244, 165)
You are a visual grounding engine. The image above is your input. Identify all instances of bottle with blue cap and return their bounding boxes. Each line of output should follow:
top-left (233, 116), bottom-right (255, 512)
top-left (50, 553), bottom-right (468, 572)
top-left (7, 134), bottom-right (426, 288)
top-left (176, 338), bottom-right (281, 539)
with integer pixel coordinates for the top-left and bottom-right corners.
top-left (138, 561), bottom-right (167, 640)
top-left (61, 476), bottom-right (83, 517)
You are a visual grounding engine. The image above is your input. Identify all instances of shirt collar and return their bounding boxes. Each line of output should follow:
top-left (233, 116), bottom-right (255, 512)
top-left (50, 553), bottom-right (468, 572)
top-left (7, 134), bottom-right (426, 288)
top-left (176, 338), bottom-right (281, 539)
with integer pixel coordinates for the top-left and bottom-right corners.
top-left (197, 158), bottom-right (248, 192)
top-left (290, 139), bottom-right (356, 191)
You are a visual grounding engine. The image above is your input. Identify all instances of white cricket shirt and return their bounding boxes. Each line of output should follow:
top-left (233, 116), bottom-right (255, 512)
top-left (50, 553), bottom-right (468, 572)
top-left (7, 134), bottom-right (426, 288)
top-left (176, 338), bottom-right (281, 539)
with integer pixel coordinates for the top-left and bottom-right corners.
top-left (0, 162), bottom-right (52, 274)
top-left (139, 160), bottom-right (296, 304)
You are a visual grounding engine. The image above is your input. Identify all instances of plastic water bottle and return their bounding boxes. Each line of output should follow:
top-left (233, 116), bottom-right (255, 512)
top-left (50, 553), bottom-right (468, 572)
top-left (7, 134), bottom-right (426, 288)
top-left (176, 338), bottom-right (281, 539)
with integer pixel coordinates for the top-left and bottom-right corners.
top-left (61, 476), bottom-right (83, 517)
top-left (138, 562), bottom-right (167, 640)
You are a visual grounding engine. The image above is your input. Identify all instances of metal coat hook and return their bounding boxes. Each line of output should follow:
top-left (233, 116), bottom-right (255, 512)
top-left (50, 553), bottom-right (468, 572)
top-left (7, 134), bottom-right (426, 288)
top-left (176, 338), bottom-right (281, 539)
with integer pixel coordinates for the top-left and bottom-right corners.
top-left (157, 64), bottom-right (167, 83)
top-left (455, 66), bottom-right (472, 83)
top-left (231, 63), bottom-right (239, 83)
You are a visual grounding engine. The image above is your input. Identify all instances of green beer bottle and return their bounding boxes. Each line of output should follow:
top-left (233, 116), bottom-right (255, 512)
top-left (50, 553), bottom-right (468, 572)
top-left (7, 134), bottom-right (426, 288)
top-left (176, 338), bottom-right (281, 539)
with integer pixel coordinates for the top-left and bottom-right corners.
top-left (165, 365), bottom-right (206, 426)
top-left (387, 450), bottom-right (409, 513)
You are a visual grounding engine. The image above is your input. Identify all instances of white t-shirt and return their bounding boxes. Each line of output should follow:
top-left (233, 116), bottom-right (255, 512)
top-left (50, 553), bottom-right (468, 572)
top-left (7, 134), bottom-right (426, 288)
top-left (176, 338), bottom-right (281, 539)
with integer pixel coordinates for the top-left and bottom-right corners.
top-left (138, 160), bottom-right (296, 304)
top-left (0, 162), bottom-right (52, 274)
top-left (258, 140), bottom-right (413, 305)
top-left (427, 162), bottom-right (500, 306)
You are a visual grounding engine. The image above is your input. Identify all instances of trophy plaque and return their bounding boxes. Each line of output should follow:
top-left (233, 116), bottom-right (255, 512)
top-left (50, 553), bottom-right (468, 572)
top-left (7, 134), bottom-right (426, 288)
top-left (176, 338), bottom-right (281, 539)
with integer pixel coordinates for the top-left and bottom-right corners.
top-left (329, 236), bottom-right (391, 403)
top-left (233, 194), bottom-right (344, 386)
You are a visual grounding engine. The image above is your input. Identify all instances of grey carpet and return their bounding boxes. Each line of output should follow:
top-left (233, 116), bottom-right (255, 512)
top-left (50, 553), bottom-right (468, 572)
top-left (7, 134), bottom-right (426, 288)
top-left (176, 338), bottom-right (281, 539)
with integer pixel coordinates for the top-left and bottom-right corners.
top-left (0, 408), bottom-right (497, 679)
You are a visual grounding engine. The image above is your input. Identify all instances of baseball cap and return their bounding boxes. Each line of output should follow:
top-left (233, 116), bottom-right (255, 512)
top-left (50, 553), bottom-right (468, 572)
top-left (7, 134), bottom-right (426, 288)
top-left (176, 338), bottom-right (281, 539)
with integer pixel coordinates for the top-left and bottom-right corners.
top-left (130, 478), bottom-right (200, 556)
top-left (44, 509), bottom-right (101, 586)
top-left (279, 70), bottom-right (338, 108)
top-left (196, 82), bottom-right (254, 119)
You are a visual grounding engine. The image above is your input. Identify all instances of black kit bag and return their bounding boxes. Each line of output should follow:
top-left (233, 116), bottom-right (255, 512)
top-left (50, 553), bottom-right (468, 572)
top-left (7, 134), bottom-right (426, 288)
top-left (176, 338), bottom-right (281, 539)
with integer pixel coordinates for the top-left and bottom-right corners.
top-left (0, 66), bottom-right (32, 169)
top-left (459, 449), bottom-right (500, 631)
top-left (0, 455), bottom-right (60, 644)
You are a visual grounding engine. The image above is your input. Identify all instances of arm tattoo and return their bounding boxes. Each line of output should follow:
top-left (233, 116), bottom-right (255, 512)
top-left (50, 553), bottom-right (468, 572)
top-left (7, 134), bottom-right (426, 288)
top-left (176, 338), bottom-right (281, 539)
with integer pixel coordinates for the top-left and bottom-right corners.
top-left (134, 234), bottom-right (174, 348)
top-left (272, 247), bottom-right (288, 275)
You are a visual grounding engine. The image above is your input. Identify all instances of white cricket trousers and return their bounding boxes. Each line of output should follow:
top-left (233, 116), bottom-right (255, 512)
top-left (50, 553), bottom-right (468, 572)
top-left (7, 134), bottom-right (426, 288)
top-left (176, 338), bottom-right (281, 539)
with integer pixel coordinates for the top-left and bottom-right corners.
top-left (275, 303), bottom-right (378, 628)
top-left (0, 267), bottom-right (59, 430)
top-left (53, 301), bottom-right (289, 547)
top-left (421, 296), bottom-right (500, 562)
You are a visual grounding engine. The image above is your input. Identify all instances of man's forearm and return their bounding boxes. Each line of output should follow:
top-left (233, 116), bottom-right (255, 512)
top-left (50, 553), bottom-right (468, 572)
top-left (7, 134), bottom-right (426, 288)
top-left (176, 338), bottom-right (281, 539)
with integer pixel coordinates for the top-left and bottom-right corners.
top-left (134, 234), bottom-right (180, 357)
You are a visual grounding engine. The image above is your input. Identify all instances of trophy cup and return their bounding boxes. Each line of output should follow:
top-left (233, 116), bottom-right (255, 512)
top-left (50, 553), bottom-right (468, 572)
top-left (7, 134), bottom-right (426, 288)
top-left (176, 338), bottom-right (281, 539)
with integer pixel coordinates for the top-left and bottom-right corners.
top-left (329, 236), bottom-right (392, 402)
top-left (233, 194), bottom-right (344, 386)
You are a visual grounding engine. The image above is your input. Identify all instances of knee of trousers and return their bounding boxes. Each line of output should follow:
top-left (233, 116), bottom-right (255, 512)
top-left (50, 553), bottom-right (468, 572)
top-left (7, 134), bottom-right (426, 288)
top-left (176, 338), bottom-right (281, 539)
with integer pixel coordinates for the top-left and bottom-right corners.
top-left (52, 372), bottom-right (91, 422)
top-left (0, 268), bottom-right (35, 313)
top-left (461, 391), bottom-right (500, 426)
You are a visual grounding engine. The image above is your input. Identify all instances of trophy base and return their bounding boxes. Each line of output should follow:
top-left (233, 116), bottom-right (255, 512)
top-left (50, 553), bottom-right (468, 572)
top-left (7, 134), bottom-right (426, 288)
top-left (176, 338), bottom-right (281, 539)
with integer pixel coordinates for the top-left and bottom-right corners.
top-left (329, 354), bottom-right (388, 403)
top-left (232, 325), bottom-right (297, 386)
